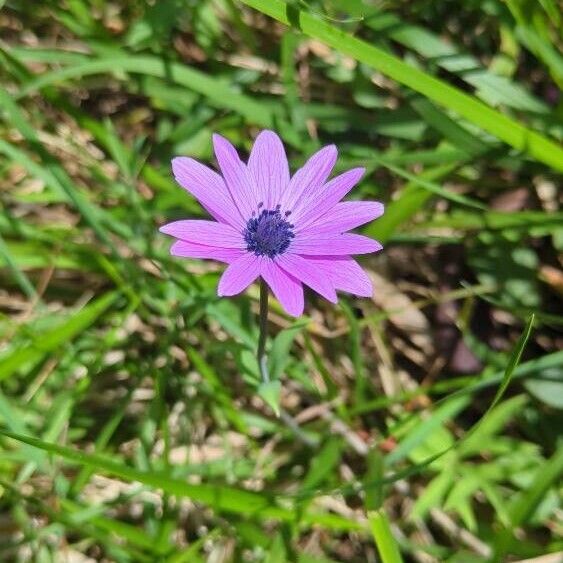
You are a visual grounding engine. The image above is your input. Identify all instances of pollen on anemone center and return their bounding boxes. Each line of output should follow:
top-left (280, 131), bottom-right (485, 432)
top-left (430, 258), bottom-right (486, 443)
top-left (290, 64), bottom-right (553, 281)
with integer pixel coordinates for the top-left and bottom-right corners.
top-left (243, 204), bottom-right (295, 258)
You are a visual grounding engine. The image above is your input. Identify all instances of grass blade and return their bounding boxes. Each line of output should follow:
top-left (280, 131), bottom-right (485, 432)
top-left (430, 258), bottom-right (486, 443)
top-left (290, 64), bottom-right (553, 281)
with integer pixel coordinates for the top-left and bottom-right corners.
top-left (13, 52), bottom-right (282, 134)
top-left (368, 510), bottom-right (404, 563)
top-left (0, 291), bottom-right (119, 382)
top-left (0, 429), bottom-right (362, 531)
top-left (239, 0), bottom-right (563, 171)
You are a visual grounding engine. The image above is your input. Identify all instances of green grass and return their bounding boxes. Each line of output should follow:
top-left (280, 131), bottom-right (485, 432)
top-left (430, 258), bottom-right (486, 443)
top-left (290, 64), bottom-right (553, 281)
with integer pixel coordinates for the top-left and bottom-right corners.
top-left (0, 0), bottom-right (562, 561)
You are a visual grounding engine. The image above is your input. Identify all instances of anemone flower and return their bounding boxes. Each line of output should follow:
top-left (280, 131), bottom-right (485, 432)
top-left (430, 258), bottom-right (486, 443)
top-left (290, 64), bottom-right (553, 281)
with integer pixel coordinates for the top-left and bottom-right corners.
top-left (160, 130), bottom-right (384, 319)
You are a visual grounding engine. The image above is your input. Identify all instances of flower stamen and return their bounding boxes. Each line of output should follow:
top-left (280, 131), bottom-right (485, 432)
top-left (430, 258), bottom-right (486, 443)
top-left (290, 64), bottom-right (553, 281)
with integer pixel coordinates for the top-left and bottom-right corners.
top-left (244, 207), bottom-right (295, 258)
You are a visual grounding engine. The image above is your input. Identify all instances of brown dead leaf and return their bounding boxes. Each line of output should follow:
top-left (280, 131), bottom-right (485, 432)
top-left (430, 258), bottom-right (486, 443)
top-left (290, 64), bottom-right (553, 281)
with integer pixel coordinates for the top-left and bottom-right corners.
top-left (540, 265), bottom-right (563, 296)
top-left (369, 272), bottom-right (433, 355)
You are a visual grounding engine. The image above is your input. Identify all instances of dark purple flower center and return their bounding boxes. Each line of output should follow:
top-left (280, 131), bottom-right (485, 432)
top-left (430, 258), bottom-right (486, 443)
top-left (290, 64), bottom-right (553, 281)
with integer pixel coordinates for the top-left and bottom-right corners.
top-left (244, 205), bottom-right (294, 258)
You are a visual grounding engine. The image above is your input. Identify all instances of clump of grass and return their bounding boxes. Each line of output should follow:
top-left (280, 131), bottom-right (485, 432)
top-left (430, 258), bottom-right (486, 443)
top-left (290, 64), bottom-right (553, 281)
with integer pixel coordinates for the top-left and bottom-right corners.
top-left (0, 0), bottom-right (561, 561)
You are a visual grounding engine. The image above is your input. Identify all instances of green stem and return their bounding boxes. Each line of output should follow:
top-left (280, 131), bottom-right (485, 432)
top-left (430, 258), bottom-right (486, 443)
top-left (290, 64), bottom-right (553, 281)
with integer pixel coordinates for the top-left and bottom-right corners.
top-left (257, 279), bottom-right (270, 383)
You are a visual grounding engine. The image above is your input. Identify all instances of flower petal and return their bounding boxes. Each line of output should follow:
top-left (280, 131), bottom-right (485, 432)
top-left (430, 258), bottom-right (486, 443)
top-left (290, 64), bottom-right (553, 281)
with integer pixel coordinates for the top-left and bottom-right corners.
top-left (248, 130), bottom-right (290, 209)
top-left (276, 254), bottom-right (337, 303)
top-left (171, 157), bottom-right (243, 227)
top-left (217, 253), bottom-right (262, 296)
top-left (213, 134), bottom-right (259, 220)
top-left (299, 201), bottom-right (384, 234)
top-left (261, 259), bottom-right (304, 317)
top-left (290, 233), bottom-right (383, 255)
top-left (306, 256), bottom-right (373, 297)
top-left (159, 220), bottom-right (244, 248)
top-left (281, 145), bottom-right (337, 214)
top-left (293, 167), bottom-right (365, 227)
top-left (170, 241), bottom-right (245, 263)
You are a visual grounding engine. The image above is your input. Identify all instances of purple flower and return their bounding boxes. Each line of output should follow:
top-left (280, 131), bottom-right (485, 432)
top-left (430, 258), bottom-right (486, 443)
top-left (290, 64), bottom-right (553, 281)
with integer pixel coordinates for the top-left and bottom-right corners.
top-left (160, 130), bottom-right (384, 317)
